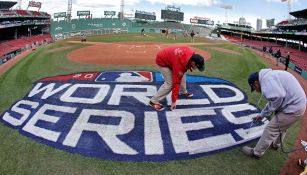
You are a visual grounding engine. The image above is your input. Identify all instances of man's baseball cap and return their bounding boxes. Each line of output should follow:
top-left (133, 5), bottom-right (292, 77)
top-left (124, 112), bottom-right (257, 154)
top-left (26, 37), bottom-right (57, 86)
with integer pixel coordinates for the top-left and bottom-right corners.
top-left (248, 72), bottom-right (259, 92)
top-left (190, 54), bottom-right (205, 72)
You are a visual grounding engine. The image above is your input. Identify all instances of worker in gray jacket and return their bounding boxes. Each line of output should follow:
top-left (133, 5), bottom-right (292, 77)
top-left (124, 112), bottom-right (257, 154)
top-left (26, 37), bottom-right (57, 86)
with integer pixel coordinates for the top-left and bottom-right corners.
top-left (242, 68), bottom-right (306, 158)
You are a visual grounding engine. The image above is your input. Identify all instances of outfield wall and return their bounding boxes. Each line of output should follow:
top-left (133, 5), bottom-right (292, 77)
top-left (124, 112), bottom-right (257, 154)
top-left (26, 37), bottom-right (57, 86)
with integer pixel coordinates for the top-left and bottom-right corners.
top-left (51, 18), bottom-right (133, 40)
top-left (50, 18), bottom-right (162, 40)
top-left (50, 18), bottom-right (212, 40)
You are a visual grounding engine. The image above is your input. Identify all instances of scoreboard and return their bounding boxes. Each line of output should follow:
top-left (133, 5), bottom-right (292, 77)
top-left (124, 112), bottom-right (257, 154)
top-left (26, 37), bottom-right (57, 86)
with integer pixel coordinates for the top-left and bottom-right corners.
top-left (198, 19), bottom-right (214, 25)
top-left (190, 17), bottom-right (214, 26)
top-left (161, 10), bottom-right (184, 21)
top-left (266, 19), bottom-right (275, 28)
top-left (135, 11), bottom-right (156, 20)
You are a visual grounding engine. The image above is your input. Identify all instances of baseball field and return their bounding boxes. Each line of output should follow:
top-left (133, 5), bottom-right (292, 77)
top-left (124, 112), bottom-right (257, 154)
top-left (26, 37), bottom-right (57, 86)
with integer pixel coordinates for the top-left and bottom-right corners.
top-left (0, 33), bottom-right (306, 175)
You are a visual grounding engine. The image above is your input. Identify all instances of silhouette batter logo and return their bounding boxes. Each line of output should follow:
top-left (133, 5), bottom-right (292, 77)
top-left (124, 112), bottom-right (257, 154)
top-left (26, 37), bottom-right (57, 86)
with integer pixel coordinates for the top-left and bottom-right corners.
top-left (0, 71), bottom-right (267, 161)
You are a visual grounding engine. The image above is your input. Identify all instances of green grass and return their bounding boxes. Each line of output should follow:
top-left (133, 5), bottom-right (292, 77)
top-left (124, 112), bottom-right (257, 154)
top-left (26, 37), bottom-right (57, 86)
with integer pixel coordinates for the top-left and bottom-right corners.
top-left (0, 34), bottom-right (299, 175)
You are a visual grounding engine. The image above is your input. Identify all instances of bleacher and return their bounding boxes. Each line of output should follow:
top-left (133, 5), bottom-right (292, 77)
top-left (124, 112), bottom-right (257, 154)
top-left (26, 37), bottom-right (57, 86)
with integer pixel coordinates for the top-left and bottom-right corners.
top-left (5, 39), bottom-right (31, 49)
top-left (40, 12), bottom-right (50, 17)
top-left (14, 10), bottom-right (30, 17)
top-left (0, 10), bottom-right (49, 18)
top-left (223, 34), bottom-right (307, 70)
top-left (23, 34), bottom-right (53, 44)
top-left (142, 22), bottom-right (165, 29)
top-left (162, 22), bottom-right (186, 30)
top-left (30, 11), bottom-right (43, 17)
top-left (277, 19), bottom-right (307, 27)
top-left (222, 35), bottom-right (241, 42)
top-left (0, 43), bottom-right (17, 56)
top-left (0, 34), bottom-right (53, 56)
top-left (0, 10), bottom-right (16, 17)
top-left (188, 25), bottom-right (211, 37)
top-left (0, 1), bottom-right (52, 65)
top-left (141, 21), bottom-right (185, 30)
top-left (140, 21), bottom-right (211, 37)
top-left (240, 39), bottom-right (280, 48)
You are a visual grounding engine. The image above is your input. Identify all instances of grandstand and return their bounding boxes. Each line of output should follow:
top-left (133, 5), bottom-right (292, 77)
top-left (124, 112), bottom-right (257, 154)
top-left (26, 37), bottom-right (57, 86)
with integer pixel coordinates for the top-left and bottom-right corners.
top-left (0, 1), bottom-right (52, 65)
top-left (50, 5), bottom-right (213, 41)
top-left (218, 9), bottom-right (307, 79)
top-left (137, 21), bottom-right (211, 36)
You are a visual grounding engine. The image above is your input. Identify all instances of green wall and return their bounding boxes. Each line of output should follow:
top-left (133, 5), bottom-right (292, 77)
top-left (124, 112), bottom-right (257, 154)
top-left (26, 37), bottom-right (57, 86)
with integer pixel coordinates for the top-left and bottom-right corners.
top-left (51, 18), bottom-right (133, 36)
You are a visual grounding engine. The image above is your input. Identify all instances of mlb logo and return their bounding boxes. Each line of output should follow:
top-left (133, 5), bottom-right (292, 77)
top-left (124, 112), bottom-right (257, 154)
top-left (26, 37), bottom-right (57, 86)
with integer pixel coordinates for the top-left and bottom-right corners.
top-left (95, 71), bottom-right (153, 82)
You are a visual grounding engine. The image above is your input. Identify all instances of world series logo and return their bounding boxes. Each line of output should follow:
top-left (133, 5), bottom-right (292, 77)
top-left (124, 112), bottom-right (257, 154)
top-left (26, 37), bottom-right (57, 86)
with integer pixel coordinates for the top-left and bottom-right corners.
top-left (0, 71), bottom-right (267, 161)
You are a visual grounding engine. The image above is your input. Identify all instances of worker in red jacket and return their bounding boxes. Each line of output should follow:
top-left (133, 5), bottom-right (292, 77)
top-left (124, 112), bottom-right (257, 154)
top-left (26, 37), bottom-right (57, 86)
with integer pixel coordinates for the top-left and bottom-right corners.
top-left (149, 46), bottom-right (205, 111)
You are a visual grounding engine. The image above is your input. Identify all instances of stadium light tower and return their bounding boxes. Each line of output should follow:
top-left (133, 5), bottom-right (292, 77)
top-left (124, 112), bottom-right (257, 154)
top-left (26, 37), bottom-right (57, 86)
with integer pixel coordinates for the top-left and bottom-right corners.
top-left (67, 0), bottom-right (72, 22)
top-left (220, 4), bottom-right (232, 23)
top-left (281, 0), bottom-right (292, 20)
top-left (120, 0), bottom-right (124, 20)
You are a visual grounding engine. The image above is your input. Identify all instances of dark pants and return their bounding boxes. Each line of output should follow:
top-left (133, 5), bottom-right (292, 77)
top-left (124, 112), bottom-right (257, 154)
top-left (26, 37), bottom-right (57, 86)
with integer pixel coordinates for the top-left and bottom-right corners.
top-left (285, 63), bottom-right (289, 71)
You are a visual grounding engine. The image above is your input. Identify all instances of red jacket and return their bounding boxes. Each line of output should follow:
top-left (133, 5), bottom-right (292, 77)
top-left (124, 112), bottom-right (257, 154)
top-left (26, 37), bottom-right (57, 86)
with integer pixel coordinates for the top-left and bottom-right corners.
top-left (156, 46), bottom-right (194, 103)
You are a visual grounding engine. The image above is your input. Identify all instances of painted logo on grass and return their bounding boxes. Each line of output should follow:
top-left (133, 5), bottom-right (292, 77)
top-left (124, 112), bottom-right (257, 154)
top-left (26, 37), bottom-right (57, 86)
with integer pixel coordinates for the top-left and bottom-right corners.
top-left (0, 71), bottom-right (267, 162)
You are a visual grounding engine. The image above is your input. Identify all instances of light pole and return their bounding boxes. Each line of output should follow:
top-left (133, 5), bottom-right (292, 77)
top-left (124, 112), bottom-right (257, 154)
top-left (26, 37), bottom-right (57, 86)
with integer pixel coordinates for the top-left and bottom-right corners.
top-left (220, 4), bottom-right (232, 23)
top-left (281, 0), bottom-right (292, 20)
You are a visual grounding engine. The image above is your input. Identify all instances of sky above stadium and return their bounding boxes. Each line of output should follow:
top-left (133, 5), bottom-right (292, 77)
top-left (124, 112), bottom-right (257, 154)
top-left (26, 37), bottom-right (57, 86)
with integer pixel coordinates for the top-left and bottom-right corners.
top-left (4, 0), bottom-right (306, 28)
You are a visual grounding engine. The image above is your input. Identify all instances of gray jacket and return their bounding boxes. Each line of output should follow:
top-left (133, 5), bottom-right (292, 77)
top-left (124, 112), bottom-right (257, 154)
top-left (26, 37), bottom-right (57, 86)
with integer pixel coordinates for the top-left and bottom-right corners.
top-left (259, 69), bottom-right (306, 117)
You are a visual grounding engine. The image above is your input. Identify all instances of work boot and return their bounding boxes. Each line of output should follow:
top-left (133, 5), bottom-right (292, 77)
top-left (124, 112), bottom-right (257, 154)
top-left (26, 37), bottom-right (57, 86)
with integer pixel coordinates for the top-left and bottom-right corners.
top-left (149, 101), bottom-right (165, 111)
top-left (242, 146), bottom-right (260, 159)
top-left (180, 92), bottom-right (193, 98)
top-left (270, 144), bottom-right (280, 151)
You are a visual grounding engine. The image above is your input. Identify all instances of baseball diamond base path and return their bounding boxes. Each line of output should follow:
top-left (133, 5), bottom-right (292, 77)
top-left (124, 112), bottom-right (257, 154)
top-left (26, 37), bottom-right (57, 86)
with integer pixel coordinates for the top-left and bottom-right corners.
top-left (67, 42), bottom-right (211, 65)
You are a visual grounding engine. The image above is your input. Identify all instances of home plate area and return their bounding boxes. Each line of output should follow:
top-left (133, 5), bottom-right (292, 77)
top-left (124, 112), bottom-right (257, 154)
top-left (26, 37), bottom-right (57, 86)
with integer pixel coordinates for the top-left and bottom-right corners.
top-left (0, 71), bottom-right (267, 161)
